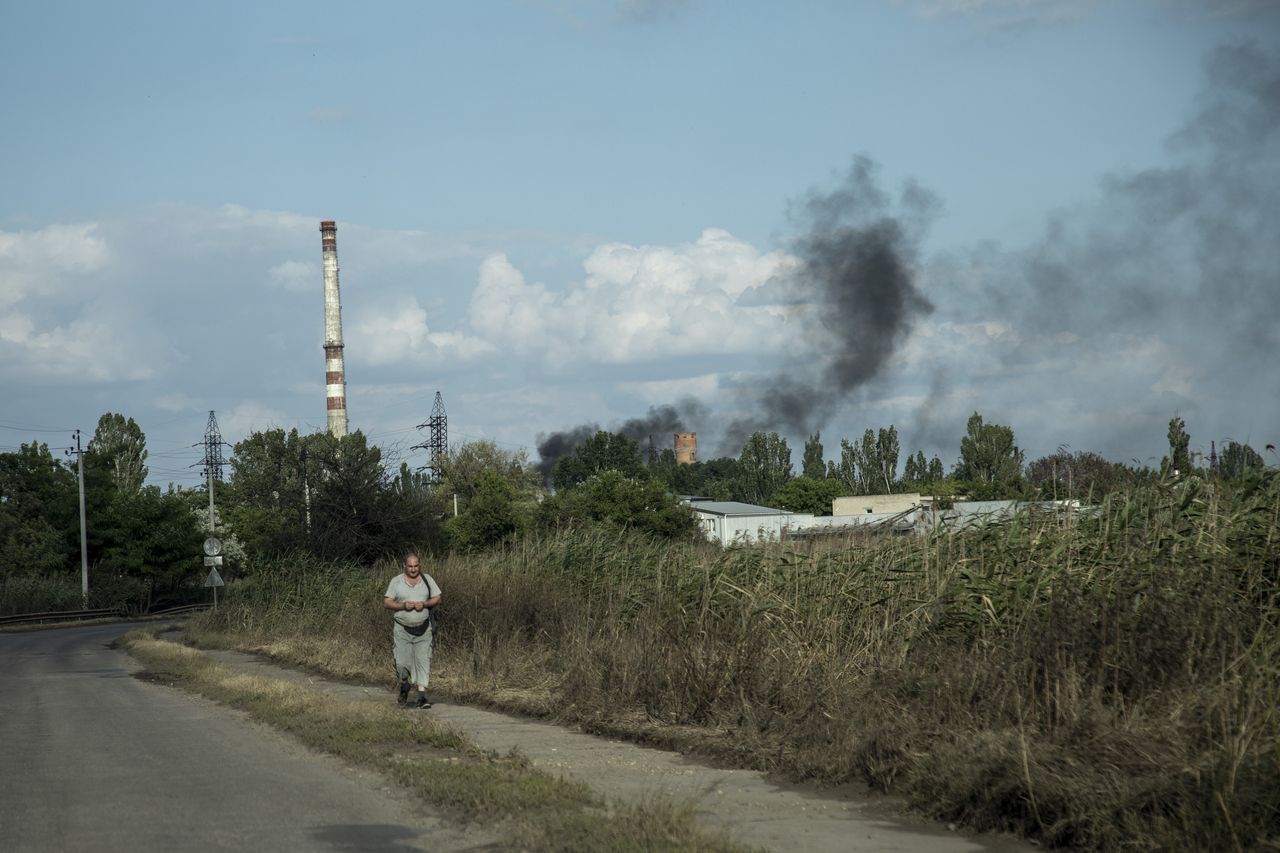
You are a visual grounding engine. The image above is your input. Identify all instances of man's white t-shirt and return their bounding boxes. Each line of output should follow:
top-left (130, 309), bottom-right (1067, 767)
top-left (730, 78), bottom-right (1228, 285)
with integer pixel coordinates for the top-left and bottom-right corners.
top-left (385, 573), bottom-right (441, 628)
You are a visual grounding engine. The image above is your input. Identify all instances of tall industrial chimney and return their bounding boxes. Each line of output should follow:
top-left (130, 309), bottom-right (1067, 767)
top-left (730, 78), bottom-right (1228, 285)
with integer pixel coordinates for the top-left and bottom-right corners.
top-left (675, 431), bottom-right (697, 465)
top-left (319, 220), bottom-right (348, 437)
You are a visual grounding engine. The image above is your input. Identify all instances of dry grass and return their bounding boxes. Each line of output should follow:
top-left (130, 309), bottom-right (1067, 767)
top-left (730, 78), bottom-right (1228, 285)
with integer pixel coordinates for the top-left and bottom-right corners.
top-left (122, 631), bottom-right (754, 853)
top-left (193, 471), bottom-right (1280, 850)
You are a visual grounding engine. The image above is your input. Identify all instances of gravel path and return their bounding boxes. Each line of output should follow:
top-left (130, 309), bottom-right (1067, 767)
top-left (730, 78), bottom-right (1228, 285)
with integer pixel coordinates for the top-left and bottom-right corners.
top-left (202, 646), bottom-right (1033, 853)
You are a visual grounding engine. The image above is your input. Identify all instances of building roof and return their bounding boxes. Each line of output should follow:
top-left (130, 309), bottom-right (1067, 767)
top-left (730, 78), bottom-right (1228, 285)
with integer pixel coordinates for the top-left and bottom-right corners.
top-left (687, 501), bottom-right (789, 517)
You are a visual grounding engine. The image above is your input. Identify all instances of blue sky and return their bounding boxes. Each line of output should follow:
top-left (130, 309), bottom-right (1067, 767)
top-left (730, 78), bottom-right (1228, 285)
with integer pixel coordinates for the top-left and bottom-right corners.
top-left (2, 0), bottom-right (1277, 486)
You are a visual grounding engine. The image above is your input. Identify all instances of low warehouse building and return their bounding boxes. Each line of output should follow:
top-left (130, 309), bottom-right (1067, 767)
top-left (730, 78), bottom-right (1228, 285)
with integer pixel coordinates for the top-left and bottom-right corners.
top-left (684, 500), bottom-right (815, 546)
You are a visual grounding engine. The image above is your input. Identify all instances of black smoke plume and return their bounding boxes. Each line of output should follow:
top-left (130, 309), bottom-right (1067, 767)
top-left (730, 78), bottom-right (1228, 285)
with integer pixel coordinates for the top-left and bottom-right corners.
top-left (537, 38), bottom-right (1280, 473)
top-left (1011, 39), bottom-right (1280, 344)
top-left (534, 424), bottom-right (600, 482)
top-left (939, 38), bottom-right (1280, 458)
top-left (537, 158), bottom-right (936, 471)
top-left (535, 399), bottom-right (707, 481)
top-left (719, 158), bottom-right (936, 452)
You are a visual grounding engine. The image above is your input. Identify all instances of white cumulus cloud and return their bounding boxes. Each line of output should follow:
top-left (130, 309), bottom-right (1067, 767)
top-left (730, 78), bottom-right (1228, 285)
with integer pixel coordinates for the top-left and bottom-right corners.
top-left (465, 229), bottom-right (798, 368)
top-left (0, 222), bottom-right (108, 309)
top-left (350, 296), bottom-right (495, 367)
top-left (0, 312), bottom-right (159, 382)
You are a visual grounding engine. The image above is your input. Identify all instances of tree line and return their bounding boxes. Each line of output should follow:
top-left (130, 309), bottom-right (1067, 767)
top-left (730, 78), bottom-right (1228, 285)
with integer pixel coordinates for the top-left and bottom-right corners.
top-left (0, 414), bottom-right (201, 612)
top-left (2, 409), bottom-right (1269, 613)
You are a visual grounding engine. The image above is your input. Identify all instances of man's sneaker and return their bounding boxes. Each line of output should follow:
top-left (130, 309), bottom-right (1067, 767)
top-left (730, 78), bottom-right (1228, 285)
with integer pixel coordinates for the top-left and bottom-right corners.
top-left (397, 681), bottom-right (411, 706)
top-left (416, 694), bottom-right (432, 709)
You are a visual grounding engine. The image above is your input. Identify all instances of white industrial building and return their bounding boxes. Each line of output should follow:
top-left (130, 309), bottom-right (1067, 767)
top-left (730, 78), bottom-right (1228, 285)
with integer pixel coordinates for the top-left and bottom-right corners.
top-left (683, 500), bottom-right (816, 546)
top-left (685, 495), bottom-right (1081, 546)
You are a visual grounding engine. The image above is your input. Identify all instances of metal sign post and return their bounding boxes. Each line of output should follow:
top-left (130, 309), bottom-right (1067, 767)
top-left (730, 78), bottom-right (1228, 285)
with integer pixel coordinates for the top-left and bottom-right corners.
top-left (202, 538), bottom-right (224, 608)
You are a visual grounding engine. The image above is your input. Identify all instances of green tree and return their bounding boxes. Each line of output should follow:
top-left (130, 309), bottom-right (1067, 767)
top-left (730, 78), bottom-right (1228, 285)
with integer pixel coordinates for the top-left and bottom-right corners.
top-left (91, 485), bottom-right (203, 608)
top-left (445, 470), bottom-right (523, 551)
top-left (551, 431), bottom-right (645, 491)
top-left (0, 442), bottom-right (79, 578)
top-left (2, 426), bottom-right (207, 611)
top-left (1026, 449), bottom-right (1126, 501)
top-left (308, 431), bottom-right (424, 563)
top-left (802, 432), bottom-right (826, 479)
top-left (772, 475), bottom-right (844, 516)
top-left (956, 412), bottom-right (1024, 486)
top-left (903, 450), bottom-right (923, 485)
top-left (79, 414), bottom-right (203, 604)
top-left (835, 427), bottom-right (900, 494)
top-left (225, 428), bottom-right (317, 558)
top-left (538, 470), bottom-right (697, 540)
top-left (860, 429), bottom-right (878, 490)
top-left (650, 455), bottom-right (742, 501)
top-left (226, 427), bottom-right (444, 564)
top-left (439, 440), bottom-right (541, 507)
top-left (903, 450), bottom-right (942, 486)
top-left (736, 432), bottom-right (793, 505)
top-left (1166, 416), bottom-right (1191, 475)
top-left (85, 412), bottom-right (148, 495)
top-left (875, 426), bottom-right (900, 493)
top-left (1219, 441), bottom-right (1264, 480)
top-left (836, 437), bottom-right (864, 493)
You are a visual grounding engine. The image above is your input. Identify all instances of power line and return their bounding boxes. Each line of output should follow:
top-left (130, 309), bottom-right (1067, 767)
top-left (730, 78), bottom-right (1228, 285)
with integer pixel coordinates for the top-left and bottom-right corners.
top-left (0, 421), bottom-right (76, 433)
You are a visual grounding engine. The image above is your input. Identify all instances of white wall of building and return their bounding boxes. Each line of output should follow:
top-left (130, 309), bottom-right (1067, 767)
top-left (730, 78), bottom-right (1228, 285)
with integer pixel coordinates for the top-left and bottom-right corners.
top-left (832, 493), bottom-right (923, 516)
top-left (691, 510), bottom-right (816, 545)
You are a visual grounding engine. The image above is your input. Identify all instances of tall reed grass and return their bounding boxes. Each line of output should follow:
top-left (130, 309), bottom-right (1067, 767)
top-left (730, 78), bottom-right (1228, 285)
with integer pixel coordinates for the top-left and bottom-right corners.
top-left (198, 471), bottom-right (1280, 849)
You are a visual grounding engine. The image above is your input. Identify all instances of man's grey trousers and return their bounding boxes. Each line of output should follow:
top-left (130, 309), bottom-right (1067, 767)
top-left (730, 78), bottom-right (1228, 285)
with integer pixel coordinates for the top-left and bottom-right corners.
top-left (392, 622), bottom-right (434, 687)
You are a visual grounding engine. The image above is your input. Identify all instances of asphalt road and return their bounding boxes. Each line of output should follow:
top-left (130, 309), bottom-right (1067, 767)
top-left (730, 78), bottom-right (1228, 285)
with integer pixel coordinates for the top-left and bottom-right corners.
top-left (0, 622), bottom-right (491, 852)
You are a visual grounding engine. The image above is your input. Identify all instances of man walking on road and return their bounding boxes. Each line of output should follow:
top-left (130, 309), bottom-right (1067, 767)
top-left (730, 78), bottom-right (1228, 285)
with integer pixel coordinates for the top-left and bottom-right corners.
top-left (383, 553), bottom-right (442, 708)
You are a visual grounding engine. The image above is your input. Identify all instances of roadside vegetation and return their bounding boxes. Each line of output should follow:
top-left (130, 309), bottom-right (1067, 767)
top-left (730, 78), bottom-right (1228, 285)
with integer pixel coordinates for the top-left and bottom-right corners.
top-left (191, 468), bottom-right (1280, 850)
top-left (122, 630), bottom-right (751, 853)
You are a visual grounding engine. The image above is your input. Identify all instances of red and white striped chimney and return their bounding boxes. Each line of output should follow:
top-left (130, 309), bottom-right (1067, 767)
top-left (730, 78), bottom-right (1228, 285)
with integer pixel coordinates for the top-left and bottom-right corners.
top-left (319, 220), bottom-right (348, 437)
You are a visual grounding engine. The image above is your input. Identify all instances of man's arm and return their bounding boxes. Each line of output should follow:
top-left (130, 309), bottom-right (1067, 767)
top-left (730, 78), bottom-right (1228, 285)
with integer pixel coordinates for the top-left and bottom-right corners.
top-left (384, 596), bottom-right (410, 611)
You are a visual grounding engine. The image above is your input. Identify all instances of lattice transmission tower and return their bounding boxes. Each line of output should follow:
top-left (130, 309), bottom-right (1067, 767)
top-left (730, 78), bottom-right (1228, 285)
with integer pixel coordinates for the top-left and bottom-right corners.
top-left (412, 392), bottom-right (448, 483)
top-left (192, 411), bottom-right (231, 531)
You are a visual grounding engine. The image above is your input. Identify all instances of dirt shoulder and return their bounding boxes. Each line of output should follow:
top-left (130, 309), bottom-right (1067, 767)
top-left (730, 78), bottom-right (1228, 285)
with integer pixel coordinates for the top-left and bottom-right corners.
top-left (198, 645), bottom-right (1031, 853)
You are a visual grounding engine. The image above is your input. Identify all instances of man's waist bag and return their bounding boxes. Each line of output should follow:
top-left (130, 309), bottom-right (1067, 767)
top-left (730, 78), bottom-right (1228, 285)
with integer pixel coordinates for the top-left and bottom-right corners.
top-left (402, 607), bottom-right (442, 637)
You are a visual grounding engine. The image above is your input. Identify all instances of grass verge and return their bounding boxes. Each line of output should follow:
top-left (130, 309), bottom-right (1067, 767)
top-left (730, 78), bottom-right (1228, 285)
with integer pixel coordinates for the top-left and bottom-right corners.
top-left (121, 630), bottom-right (754, 853)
